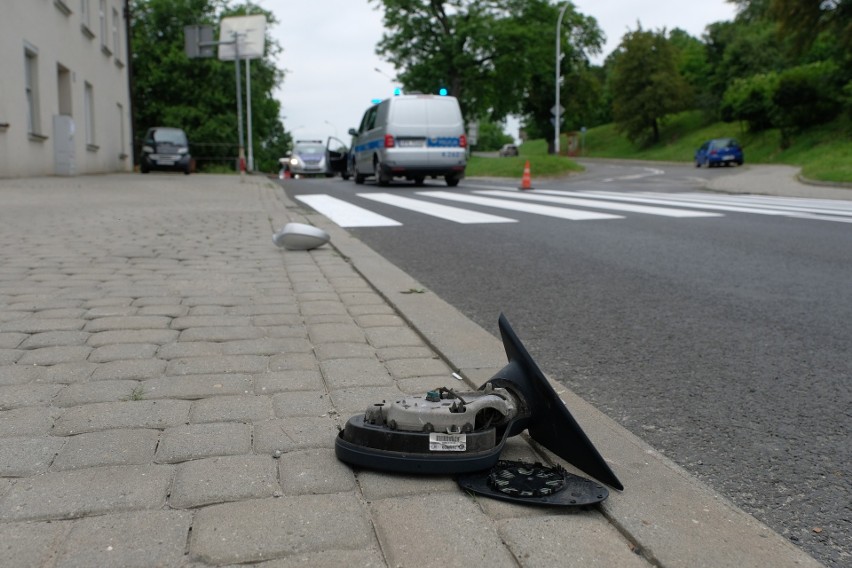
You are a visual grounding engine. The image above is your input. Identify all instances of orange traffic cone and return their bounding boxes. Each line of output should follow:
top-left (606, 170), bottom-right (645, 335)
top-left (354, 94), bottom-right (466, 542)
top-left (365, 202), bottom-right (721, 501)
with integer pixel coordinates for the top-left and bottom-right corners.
top-left (519, 160), bottom-right (533, 190)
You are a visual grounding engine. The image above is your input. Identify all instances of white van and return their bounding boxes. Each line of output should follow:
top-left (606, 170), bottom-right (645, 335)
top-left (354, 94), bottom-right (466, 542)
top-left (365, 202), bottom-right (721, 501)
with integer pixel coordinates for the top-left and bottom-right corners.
top-left (348, 94), bottom-right (467, 187)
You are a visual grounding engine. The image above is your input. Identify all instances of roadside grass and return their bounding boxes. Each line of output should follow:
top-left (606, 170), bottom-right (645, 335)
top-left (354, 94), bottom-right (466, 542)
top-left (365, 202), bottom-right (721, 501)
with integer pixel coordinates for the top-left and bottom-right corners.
top-left (579, 111), bottom-right (852, 183)
top-left (467, 139), bottom-right (583, 178)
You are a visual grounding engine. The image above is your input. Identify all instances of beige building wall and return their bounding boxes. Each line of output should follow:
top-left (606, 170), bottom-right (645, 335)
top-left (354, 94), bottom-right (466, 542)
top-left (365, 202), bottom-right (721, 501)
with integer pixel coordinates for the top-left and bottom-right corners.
top-left (0, 0), bottom-right (133, 177)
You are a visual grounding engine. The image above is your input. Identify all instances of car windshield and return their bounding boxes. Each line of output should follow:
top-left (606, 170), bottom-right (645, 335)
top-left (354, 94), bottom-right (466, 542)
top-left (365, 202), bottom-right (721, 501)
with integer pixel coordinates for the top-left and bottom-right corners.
top-left (295, 144), bottom-right (324, 154)
top-left (151, 129), bottom-right (187, 145)
top-left (711, 139), bottom-right (738, 149)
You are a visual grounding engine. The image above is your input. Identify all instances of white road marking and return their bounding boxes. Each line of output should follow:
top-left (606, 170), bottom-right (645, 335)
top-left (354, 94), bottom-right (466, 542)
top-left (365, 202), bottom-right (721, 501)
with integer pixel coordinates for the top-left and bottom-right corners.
top-left (417, 191), bottom-right (623, 221)
top-left (295, 194), bottom-right (401, 227)
top-left (473, 189), bottom-right (723, 218)
top-left (358, 193), bottom-right (517, 224)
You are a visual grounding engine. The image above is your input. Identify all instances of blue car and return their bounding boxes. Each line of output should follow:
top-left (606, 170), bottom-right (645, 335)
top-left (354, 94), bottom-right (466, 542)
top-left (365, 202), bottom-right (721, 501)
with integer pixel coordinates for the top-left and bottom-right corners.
top-left (695, 138), bottom-right (744, 168)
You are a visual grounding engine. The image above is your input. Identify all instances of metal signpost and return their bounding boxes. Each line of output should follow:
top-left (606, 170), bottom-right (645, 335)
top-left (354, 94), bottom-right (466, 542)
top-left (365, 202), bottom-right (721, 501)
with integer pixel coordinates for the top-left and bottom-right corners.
top-left (184, 15), bottom-right (266, 178)
top-left (554, 2), bottom-right (570, 155)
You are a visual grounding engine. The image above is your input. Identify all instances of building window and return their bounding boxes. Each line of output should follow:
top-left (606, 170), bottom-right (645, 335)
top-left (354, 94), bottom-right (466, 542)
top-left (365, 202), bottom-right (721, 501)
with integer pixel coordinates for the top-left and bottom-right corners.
top-left (24, 46), bottom-right (42, 136)
top-left (80, 0), bottom-right (94, 38)
top-left (112, 7), bottom-right (121, 61)
top-left (118, 103), bottom-right (127, 159)
top-left (84, 81), bottom-right (96, 148)
top-left (54, 0), bottom-right (73, 16)
top-left (99, 0), bottom-right (111, 54)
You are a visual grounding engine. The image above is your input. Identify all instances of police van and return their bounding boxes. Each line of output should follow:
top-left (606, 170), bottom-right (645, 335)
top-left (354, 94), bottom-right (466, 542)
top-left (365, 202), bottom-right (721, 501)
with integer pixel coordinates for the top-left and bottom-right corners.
top-left (348, 94), bottom-right (467, 187)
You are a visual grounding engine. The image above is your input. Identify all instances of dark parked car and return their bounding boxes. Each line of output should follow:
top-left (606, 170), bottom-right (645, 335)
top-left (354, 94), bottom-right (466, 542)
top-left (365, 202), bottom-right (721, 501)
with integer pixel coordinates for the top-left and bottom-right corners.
top-left (499, 143), bottom-right (519, 157)
top-left (695, 138), bottom-right (744, 168)
top-left (140, 127), bottom-right (192, 174)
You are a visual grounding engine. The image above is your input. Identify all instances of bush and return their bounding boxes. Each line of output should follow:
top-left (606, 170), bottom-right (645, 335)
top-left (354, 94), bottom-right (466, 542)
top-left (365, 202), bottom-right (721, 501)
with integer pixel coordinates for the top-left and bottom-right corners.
top-left (720, 73), bottom-right (779, 132)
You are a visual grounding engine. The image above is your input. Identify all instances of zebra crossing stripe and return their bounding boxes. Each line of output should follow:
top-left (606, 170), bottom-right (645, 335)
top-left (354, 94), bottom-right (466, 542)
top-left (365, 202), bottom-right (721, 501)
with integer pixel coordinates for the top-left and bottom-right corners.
top-left (636, 192), bottom-right (852, 218)
top-left (473, 189), bottom-right (723, 218)
top-left (295, 194), bottom-right (401, 227)
top-left (417, 191), bottom-right (623, 221)
top-left (358, 193), bottom-right (517, 224)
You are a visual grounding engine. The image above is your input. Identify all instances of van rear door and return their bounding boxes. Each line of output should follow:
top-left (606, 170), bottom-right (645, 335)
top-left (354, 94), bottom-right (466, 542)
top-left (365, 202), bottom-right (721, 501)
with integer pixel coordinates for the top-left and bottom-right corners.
top-left (424, 97), bottom-right (465, 166)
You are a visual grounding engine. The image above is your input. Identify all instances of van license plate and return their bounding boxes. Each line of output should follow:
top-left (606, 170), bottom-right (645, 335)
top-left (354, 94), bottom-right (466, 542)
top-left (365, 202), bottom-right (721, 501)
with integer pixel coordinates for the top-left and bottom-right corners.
top-left (397, 139), bottom-right (424, 147)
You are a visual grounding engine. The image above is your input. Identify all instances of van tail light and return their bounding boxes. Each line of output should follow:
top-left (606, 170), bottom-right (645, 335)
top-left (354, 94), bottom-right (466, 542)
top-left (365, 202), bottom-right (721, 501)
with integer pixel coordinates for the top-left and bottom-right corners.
top-left (384, 135), bottom-right (395, 148)
top-left (459, 134), bottom-right (467, 149)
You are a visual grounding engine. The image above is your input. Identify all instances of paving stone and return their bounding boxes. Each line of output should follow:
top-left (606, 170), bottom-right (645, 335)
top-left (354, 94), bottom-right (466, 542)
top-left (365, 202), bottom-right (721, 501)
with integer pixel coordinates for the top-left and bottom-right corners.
top-left (308, 323), bottom-right (366, 344)
top-left (497, 514), bottom-right (651, 567)
top-left (171, 315), bottom-right (253, 330)
top-left (0, 383), bottom-right (63, 410)
top-left (83, 316), bottom-right (171, 332)
top-left (170, 455), bottom-right (278, 508)
top-left (221, 338), bottom-right (298, 356)
top-left (299, 301), bottom-right (348, 317)
top-left (54, 379), bottom-right (140, 407)
top-left (249, 549), bottom-right (386, 568)
top-left (357, 471), bottom-right (459, 501)
top-left (328, 386), bottom-right (406, 417)
top-left (90, 358), bottom-right (167, 381)
top-left (155, 422), bottom-right (251, 463)
top-left (84, 306), bottom-right (138, 319)
top-left (183, 295), bottom-right (253, 307)
top-left (259, 324), bottom-right (309, 338)
top-left (0, 364), bottom-right (44, 386)
top-left (230, 304), bottom-right (299, 317)
top-left (19, 331), bottom-right (91, 349)
top-left (39, 361), bottom-right (98, 384)
top-left (314, 342), bottom-right (376, 361)
top-left (253, 370), bottom-right (325, 394)
top-left (272, 391), bottom-right (333, 417)
top-left (396, 375), bottom-right (462, 394)
top-left (132, 297), bottom-right (183, 307)
top-left (190, 495), bottom-right (373, 565)
top-left (364, 326), bottom-right (425, 348)
top-left (253, 417), bottom-right (339, 453)
top-left (278, 448), bottom-right (356, 495)
top-left (32, 308), bottom-right (87, 319)
top-left (53, 400), bottom-right (191, 435)
top-left (0, 406), bottom-right (60, 436)
top-left (268, 352), bottom-right (320, 372)
top-left (354, 314), bottom-right (406, 328)
top-left (87, 329), bottom-right (179, 347)
top-left (347, 303), bottom-right (395, 317)
top-left (189, 394), bottom-right (274, 423)
top-left (178, 326), bottom-right (264, 342)
top-left (384, 357), bottom-right (454, 379)
top-left (339, 292), bottom-right (388, 307)
top-left (0, 349), bottom-right (24, 364)
top-left (142, 373), bottom-right (253, 400)
top-left (371, 493), bottom-right (517, 568)
top-left (377, 345), bottom-right (437, 361)
top-left (155, 341), bottom-right (222, 360)
top-left (0, 464), bottom-right (173, 521)
top-left (15, 345), bottom-right (92, 366)
top-left (0, 318), bottom-right (84, 333)
top-left (88, 343), bottom-right (159, 363)
top-left (0, 520), bottom-right (70, 568)
top-left (187, 305), bottom-right (227, 316)
top-left (56, 510), bottom-right (192, 568)
top-left (51, 428), bottom-right (160, 471)
top-left (84, 297), bottom-right (133, 308)
top-left (136, 304), bottom-right (190, 317)
top-left (320, 358), bottom-right (393, 389)
top-left (0, 332), bottom-right (27, 349)
top-left (0, 436), bottom-right (65, 476)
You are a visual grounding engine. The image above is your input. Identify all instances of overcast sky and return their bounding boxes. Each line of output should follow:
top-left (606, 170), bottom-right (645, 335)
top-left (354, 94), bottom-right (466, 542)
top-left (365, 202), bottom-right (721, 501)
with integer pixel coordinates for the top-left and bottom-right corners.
top-left (250, 0), bottom-right (738, 143)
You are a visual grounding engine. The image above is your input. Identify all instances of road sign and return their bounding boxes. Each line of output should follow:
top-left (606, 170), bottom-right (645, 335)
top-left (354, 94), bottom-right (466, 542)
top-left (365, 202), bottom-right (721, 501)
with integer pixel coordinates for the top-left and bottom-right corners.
top-left (551, 104), bottom-right (564, 117)
top-left (218, 15), bottom-right (266, 61)
top-left (184, 25), bottom-right (215, 59)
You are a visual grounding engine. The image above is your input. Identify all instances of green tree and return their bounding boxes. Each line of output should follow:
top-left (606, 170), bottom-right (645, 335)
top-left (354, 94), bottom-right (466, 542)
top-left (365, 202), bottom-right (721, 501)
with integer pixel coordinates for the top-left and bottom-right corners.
top-left (472, 118), bottom-right (514, 151)
top-left (130, 0), bottom-right (289, 172)
top-left (370, 0), bottom-right (602, 152)
top-left (609, 27), bottom-right (690, 146)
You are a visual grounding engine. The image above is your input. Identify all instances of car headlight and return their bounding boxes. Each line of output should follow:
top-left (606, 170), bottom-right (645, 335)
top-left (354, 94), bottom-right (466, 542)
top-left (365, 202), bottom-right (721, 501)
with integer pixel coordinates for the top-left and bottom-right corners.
top-left (178, 147), bottom-right (189, 155)
top-left (289, 158), bottom-right (299, 166)
top-left (142, 145), bottom-right (153, 153)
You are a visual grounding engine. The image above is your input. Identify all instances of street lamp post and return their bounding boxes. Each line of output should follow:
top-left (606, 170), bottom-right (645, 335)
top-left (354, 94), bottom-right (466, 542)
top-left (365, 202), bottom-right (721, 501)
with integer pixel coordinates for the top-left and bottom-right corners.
top-left (554, 2), bottom-right (569, 155)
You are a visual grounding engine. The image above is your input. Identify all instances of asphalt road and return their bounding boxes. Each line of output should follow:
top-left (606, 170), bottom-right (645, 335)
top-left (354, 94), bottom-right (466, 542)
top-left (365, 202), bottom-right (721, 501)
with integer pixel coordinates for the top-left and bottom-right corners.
top-left (282, 163), bottom-right (851, 566)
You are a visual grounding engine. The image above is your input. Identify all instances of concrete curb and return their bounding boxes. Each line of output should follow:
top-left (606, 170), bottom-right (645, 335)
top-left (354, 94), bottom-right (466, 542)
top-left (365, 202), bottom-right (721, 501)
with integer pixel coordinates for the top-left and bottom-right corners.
top-left (268, 179), bottom-right (823, 567)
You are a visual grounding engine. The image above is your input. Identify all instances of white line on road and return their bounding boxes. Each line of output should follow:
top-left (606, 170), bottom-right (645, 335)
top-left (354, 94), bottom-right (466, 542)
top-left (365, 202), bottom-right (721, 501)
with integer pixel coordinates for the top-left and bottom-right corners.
top-left (295, 194), bottom-right (401, 227)
top-left (473, 190), bottom-right (723, 218)
top-left (417, 191), bottom-right (623, 221)
top-left (358, 193), bottom-right (517, 224)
